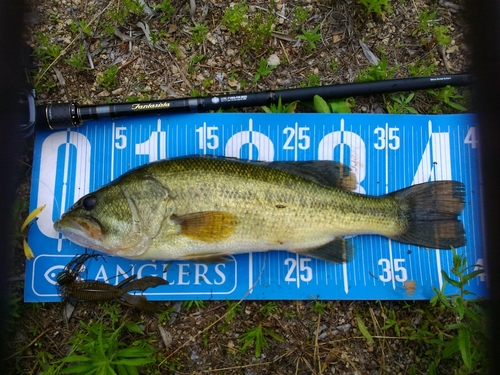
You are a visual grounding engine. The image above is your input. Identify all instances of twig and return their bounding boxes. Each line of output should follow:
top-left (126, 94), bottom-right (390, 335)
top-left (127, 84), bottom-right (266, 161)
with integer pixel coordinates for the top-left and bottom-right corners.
top-left (35, 0), bottom-right (116, 86)
top-left (3, 328), bottom-right (53, 360)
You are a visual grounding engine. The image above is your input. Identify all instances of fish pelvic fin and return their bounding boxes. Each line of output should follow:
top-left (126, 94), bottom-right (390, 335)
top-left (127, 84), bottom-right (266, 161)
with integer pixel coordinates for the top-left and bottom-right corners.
top-left (390, 181), bottom-right (466, 249)
top-left (300, 238), bottom-right (354, 263)
top-left (172, 211), bottom-right (238, 242)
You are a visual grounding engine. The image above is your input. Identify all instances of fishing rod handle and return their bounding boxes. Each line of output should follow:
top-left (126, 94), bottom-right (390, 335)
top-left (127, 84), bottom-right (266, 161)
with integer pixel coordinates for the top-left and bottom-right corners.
top-left (36, 102), bottom-right (80, 129)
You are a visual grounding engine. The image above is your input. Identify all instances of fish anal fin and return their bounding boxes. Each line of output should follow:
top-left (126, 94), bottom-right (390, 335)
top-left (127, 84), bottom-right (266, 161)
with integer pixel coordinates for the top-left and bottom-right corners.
top-left (299, 238), bottom-right (354, 263)
top-left (172, 211), bottom-right (238, 242)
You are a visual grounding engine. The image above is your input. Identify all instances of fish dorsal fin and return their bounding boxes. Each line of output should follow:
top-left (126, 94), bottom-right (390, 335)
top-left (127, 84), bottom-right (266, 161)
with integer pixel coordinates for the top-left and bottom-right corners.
top-left (172, 211), bottom-right (238, 242)
top-left (267, 161), bottom-right (357, 191)
top-left (300, 238), bottom-right (354, 263)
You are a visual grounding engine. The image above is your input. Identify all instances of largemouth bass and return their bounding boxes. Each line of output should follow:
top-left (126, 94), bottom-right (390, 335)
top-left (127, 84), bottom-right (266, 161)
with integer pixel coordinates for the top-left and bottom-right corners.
top-left (53, 156), bottom-right (466, 263)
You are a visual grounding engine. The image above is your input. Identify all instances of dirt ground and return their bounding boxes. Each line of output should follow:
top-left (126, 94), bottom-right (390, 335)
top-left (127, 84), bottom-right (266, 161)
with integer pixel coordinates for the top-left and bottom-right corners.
top-left (6, 0), bottom-right (478, 374)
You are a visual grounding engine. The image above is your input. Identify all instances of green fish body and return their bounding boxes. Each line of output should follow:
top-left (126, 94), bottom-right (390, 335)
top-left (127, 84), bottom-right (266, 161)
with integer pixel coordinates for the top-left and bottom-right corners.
top-left (53, 156), bottom-right (466, 263)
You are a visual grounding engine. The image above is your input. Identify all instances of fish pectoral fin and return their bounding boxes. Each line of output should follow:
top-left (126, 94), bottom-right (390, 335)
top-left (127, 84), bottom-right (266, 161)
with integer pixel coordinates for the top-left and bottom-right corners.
top-left (300, 238), bottom-right (354, 263)
top-left (180, 252), bottom-right (233, 263)
top-left (172, 211), bottom-right (238, 242)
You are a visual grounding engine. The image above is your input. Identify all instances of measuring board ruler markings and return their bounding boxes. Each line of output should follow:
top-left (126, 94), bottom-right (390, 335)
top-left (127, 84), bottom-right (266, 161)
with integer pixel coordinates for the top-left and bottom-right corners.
top-left (25, 113), bottom-right (485, 302)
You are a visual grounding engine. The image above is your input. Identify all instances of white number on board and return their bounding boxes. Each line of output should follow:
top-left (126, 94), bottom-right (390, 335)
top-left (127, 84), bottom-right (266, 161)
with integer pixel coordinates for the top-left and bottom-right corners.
top-left (378, 258), bottom-right (408, 283)
top-left (283, 126), bottom-right (310, 150)
top-left (373, 126), bottom-right (400, 150)
top-left (284, 257), bottom-right (313, 283)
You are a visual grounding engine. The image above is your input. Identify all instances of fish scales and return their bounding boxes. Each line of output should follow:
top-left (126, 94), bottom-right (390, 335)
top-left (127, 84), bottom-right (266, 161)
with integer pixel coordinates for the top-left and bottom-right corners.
top-left (54, 156), bottom-right (466, 263)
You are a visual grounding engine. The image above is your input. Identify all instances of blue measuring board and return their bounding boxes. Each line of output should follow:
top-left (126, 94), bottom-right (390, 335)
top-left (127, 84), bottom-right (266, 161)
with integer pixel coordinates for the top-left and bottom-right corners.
top-left (25, 113), bottom-right (486, 302)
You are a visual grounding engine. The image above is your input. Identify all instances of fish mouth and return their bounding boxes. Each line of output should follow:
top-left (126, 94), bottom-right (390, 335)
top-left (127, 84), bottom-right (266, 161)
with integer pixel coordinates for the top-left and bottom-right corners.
top-left (54, 216), bottom-right (107, 252)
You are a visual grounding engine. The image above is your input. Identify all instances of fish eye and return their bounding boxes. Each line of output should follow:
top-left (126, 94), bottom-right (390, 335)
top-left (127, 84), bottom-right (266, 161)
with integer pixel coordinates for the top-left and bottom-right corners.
top-left (82, 196), bottom-right (97, 210)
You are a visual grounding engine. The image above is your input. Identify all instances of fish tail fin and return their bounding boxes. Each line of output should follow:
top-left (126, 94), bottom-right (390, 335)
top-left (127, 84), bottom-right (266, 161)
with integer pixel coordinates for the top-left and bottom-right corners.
top-left (390, 181), bottom-right (466, 249)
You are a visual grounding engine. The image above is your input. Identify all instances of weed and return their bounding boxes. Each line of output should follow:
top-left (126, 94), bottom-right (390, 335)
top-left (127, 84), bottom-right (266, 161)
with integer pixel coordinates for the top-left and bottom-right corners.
top-left (149, 30), bottom-right (167, 46)
top-left (313, 95), bottom-right (352, 114)
top-left (262, 96), bottom-right (297, 113)
top-left (182, 300), bottom-right (205, 311)
top-left (292, 6), bottom-right (310, 32)
top-left (100, 21), bottom-right (115, 37)
top-left (96, 65), bottom-right (119, 90)
top-left (167, 39), bottom-right (182, 57)
top-left (386, 93), bottom-right (418, 114)
top-left (243, 10), bottom-right (274, 53)
top-left (358, 0), bottom-right (392, 17)
top-left (190, 23), bottom-right (208, 45)
top-left (297, 25), bottom-right (322, 51)
top-left (357, 55), bottom-right (399, 82)
top-left (122, 0), bottom-right (145, 16)
top-left (428, 86), bottom-right (467, 112)
top-left (57, 320), bottom-right (155, 374)
top-left (65, 45), bottom-right (90, 70)
top-left (33, 32), bottom-right (62, 64)
top-left (359, 250), bottom-right (487, 374)
top-left (69, 20), bottom-right (92, 36)
top-left (158, 306), bottom-right (178, 325)
top-left (239, 324), bottom-right (284, 358)
top-left (311, 300), bottom-right (327, 315)
top-left (329, 60), bottom-right (339, 72)
top-left (433, 25), bottom-right (452, 47)
top-left (253, 57), bottom-right (276, 83)
top-left (222, 2), bottom-right (249, 34)
top-left (305, 73), bottom-right (320, 87)
top-left (412, 8), bottom-right (438, 36)
top-left (152, 0), bottom-right (175, 23)
top-left (225, 299), bottom-right (242, 324)
top-left (259, 301), bottom-right (278, 317)
top-left (188, 54), bottom-right (205, 74)
top-left (408, 61), bottom-right (436, 77)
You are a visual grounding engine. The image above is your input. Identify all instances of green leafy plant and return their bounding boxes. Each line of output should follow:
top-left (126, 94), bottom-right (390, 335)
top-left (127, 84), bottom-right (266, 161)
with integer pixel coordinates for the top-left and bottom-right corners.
top-left (190, 23), bottom-right (208, 45)
top-left (386, 93), bottom-right (418, 114)
top-left (239, 324), bottom-right (284, 358)
top-left (358, 250), bottom-right (486, 374)
top-left (97, 65), bottom-right (119, 90)
top-left (412, 8), bottom-right (438, 36)
top-left (152, 0), bottom-right (175, 23)
top-left (243, 10), bottom-right (274, 53)
top-left (429, 86), bottom-right (467, 112)
top-left (69, 20), bottom-right (92, 36)
top-left (55, 320), bottom-right (155, 374)
top-left (33, 32), bottom-right (62, 64)
top-left (182, 300), bottom-right (205, 311)
top-left (425, 249), bottom-right (486, 373)
top-left (291, 6), bottom-right (310, 31)
top-left (262, 96), bottom-right (297, 113)
top-left (297, 25), bottom-right (321, 51)
top-left (65, 45), bottom-right (90, 70)
top-left (259, 302), bottom-right (278, 317)
top-left (311, 300), bottom-right (328, 315)
top-left (313, 95), bottom-right (352, 114)
top-left (357, 55), bottom-right (399, 82)
top-left (149, 30), bottom-right (167, 45)
top-left (408, 61), bottom-right (436, 77)
top-left (358, 0), bottom-right (392, 17)
top-left (433, 25), bottom-right (452, 47)
top-left (253, 57), bottom-right (276, 83)
top-left (222, 2), bottom-right (248, 34)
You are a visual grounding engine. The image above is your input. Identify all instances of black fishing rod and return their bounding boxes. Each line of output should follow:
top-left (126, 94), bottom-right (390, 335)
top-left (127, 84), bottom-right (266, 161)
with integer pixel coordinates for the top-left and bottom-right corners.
top-left (35, 73), bottom-right (473, 130)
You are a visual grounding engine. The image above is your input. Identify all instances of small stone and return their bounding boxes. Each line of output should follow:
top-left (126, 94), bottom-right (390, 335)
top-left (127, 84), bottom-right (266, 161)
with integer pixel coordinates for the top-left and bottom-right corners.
top-left (267, 54), bottom-right (280, 66)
